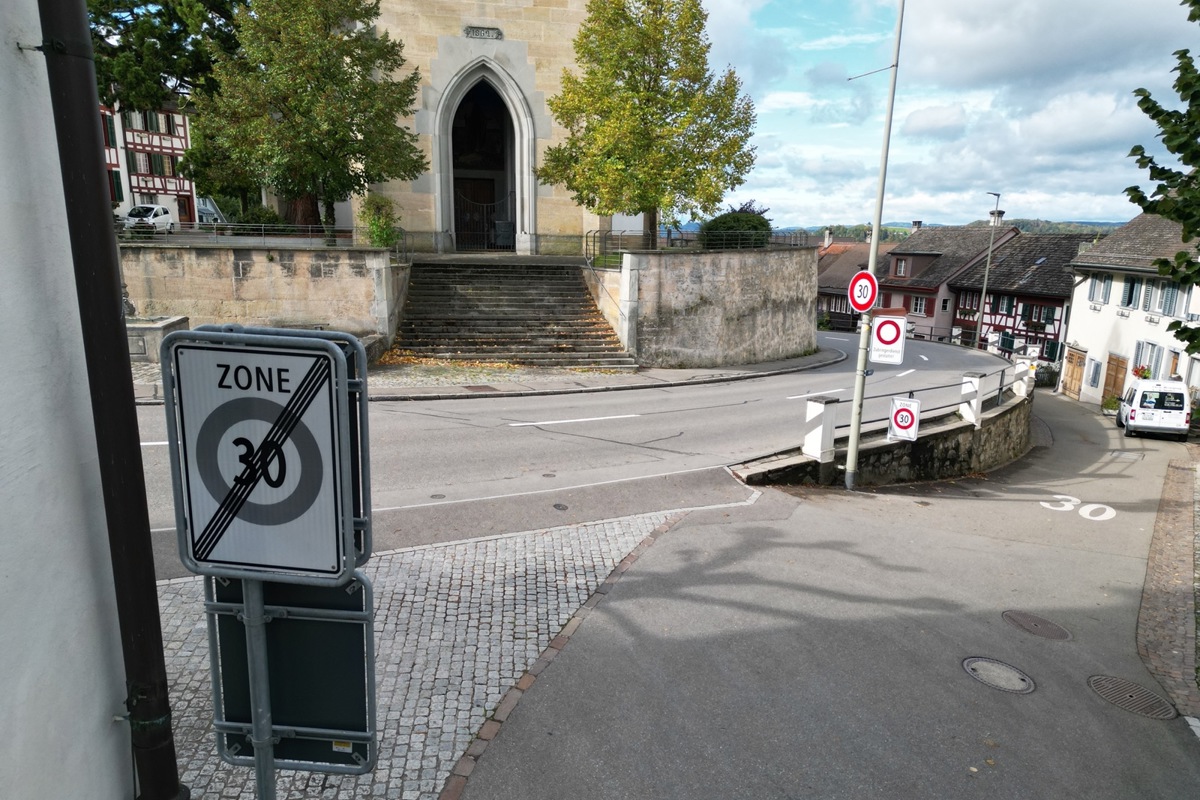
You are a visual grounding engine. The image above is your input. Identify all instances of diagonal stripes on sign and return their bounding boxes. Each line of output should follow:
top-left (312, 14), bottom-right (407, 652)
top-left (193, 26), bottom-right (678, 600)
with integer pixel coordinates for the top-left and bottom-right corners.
top-left (194, 356), bottom-right (331, 561)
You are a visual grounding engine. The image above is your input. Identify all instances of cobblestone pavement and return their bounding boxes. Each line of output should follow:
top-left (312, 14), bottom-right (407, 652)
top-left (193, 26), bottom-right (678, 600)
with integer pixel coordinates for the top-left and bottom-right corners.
top-left (160, 511), bottom-right (679, 799)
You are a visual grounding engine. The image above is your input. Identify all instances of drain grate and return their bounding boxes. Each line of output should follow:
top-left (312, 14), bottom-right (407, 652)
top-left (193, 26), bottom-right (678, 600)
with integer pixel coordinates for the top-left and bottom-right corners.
top-left (963, 657), bottom-right (1036, 694)
top-left (1002, 610), bottom-right (1072, 641)
top-left (1087, 676), bottom-right (1177, 719)
top-left (1107, 450), bottom-right (1144, 461)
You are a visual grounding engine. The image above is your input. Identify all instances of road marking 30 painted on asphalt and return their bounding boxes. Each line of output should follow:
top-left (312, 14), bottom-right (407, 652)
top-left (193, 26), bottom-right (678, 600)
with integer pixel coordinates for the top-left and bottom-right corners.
top-left (1040, 494), bottom-right (1117, 521)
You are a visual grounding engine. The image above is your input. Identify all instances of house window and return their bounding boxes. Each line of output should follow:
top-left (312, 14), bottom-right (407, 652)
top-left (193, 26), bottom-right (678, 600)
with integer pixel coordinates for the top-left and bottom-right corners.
top-left (998, 295), bottom-right (1015, 315)
top-left (1088, 273), bottom-right (1113, 303)
top-left (1086, 359), bottom-right (1101, 388)
top-left (136, 151), bottom-right (151, 175)
top-left (895, 258), bottom-right (908, 277)
top-left (1133, 340), bottom-right (1164, 379)
top-left (1121, 276), bottom-right (1144, 308)
top-left (1042, 340), bottom-right (1063, 361)
top-left (941, 298), bottom-right (950, 313)
top-left (912, 296), bottom-right (927, 315)
top-left (960, 291), bottom-right (980, 311)
top-left (107, 170), bottom-right (123, 203)
top-left (1022, 304), bottom-right (1055, 324)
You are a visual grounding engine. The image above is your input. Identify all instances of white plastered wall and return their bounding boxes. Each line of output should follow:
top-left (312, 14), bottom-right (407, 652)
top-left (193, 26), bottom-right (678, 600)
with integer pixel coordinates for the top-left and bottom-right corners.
top-left (1, 4), bottom-right (134, 797)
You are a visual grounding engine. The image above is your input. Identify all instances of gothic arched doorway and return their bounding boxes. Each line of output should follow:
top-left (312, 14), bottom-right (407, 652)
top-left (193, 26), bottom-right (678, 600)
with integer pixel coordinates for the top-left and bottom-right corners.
top-left (452, 81), bottom-right (515, 251)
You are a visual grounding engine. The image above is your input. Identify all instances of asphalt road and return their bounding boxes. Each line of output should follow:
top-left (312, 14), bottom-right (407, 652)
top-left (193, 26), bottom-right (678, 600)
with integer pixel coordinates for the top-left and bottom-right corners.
top-left (135, 337), bottom-right (1014, 579)
top-left (459, 391), bottom-right (1200, 800)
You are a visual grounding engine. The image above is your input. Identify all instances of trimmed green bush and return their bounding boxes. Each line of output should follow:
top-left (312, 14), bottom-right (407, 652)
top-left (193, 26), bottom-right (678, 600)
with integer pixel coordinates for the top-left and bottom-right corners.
top-left (237, 205), bottom-right (289, 227)
top-left (699, 211), bottom-right (771, 249)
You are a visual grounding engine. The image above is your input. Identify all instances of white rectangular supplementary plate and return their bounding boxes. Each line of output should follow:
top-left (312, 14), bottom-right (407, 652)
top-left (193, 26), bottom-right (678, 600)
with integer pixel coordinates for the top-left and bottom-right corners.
top-left (170, 339), bottom-right (348, 582)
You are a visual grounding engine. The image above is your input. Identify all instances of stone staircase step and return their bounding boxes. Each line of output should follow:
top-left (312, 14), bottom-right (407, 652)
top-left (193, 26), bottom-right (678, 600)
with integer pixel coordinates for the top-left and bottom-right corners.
top-left (396, 261), bottom-right (635, 369)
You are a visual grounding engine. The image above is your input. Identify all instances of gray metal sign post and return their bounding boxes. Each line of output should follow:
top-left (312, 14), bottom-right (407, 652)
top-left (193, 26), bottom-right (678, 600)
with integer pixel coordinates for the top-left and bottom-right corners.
top-left (846, 0), bottom-right (905, 489)
top-left (162, 326), bottom-right (375, 800)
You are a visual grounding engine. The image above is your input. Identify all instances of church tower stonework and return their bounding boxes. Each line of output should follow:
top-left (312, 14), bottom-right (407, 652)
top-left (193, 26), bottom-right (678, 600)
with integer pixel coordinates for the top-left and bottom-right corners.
top-left (374, 1), bottom-right (602, 255)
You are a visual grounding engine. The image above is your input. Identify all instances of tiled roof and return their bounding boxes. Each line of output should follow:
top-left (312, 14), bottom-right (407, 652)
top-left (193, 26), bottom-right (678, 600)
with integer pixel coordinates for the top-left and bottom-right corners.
top-left (1068, 213), bottom-right (1186, 273)
top-left (949, 233), bottom-right (1096, 299)
top-left (817, 241), bottom-right (897, 291)
top-left (880, 225), bottom-right (1014, 291)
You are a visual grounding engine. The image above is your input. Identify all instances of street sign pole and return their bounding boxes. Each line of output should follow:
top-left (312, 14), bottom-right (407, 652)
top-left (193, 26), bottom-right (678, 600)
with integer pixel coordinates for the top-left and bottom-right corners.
top-left (243, 579), bottom-right (277, 800)
top-left (846, 0), bottom-right (905, 490)
top-left (845, 313), bottom-right (873, 489)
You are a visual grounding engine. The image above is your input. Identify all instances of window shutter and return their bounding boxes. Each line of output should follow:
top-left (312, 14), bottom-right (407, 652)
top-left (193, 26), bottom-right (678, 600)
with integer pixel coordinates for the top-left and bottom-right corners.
top-left (1152, 346), bottom-right (1163, 377)
top-left (1143, 283), bottom-right (1153, 311)
top-left (1122, 279), bottom-right (1134, 306)
top-left (1163, 284), bottom-right (1178, 316)
top-left (1021, 303), bottom-right (1031, 321)
top-left (126, 149), bottom-right (136, 174)
top-left (150, 153), bottom-right (164, 175)
top-left (1134, 341), bottom-right (1145, 368)
top-left (1045, 306), bottom-right (1055, 323)
top-left (1045, 340), bottom-right (1061, 361)
top-left (1102, 275), bottom-right (1112, 303)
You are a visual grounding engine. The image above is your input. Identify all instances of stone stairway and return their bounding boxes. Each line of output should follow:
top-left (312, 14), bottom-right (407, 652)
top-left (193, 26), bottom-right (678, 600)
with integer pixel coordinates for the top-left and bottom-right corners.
top-left (396, 261), bottom-right (637, 369)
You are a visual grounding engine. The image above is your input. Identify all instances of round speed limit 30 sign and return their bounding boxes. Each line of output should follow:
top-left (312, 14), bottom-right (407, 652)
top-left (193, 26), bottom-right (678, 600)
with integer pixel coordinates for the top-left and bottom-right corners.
top-left (888, 397), bottom-right (921, 442)
top-left (848, 270), bottom-right (878, 313)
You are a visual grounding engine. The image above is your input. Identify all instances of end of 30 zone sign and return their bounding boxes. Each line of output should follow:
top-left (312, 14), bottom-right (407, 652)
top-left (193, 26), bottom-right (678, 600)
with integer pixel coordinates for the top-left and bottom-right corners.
top-left (162, 329), bottom-right (357, 585)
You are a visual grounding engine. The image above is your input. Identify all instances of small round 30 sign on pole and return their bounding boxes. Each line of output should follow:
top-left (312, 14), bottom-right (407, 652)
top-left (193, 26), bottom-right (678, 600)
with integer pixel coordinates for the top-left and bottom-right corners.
top-left (848, 270), bottom-right (878, 313)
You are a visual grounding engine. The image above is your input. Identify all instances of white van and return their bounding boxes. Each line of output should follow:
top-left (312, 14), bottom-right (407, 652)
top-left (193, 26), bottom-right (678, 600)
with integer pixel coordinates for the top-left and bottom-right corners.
top-left (1116, 379), bottom-right (1192, 441)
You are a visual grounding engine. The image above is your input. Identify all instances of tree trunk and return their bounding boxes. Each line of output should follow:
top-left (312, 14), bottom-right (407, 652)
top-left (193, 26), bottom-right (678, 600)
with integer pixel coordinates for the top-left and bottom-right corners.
top-left (642, 208), bottom-right (658, 251)
top-left (286, 194), bottom-right (321, 227)
top-left (322, 197), bottom-right (337, 246)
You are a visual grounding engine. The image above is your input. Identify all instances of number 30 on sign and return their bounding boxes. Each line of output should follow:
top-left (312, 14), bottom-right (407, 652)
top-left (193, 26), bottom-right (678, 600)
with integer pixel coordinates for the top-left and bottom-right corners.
top-left (888, 397), bottom-right (920, 442)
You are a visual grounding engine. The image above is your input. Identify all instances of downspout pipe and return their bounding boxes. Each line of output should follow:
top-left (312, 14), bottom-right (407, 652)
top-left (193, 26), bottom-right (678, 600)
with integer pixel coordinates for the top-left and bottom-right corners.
top-left (35, 1), bottom-right (188, 797)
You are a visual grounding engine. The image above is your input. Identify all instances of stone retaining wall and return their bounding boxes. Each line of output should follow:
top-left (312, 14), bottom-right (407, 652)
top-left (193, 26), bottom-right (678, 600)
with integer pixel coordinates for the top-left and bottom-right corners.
top-left (618, 247), bottom-right (818, 368)
top-left (119, 244), bottom-right (408, 344)
top-left (738, 395), bottom-right (1032, 487)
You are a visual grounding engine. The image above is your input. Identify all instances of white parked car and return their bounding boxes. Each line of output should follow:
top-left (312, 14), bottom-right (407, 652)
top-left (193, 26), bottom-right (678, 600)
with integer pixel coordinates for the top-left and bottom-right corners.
top-left (123, 204), bottom-right (175, 232)
top-left (1116, 379), bottom-right (1191, 441)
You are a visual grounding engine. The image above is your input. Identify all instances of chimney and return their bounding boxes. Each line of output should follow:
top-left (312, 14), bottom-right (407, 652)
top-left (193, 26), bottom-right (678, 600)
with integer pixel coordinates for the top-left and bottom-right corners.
top-left (989, 209), bottom-right (1006, 227)
top-left (824, 228), bottom-right (832, 247)
top-left (912, 220), bottom-right (922, 230)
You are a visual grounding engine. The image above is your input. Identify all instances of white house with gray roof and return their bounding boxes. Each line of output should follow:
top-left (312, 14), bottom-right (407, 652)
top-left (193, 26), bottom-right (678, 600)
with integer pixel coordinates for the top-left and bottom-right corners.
top-left (1062, 213), bottom-right (1200, 405)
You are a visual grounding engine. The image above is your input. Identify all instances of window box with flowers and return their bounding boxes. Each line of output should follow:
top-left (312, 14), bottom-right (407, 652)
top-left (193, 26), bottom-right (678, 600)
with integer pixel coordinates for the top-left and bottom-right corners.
top-left (1132, 364), bottom-right (1152, 379)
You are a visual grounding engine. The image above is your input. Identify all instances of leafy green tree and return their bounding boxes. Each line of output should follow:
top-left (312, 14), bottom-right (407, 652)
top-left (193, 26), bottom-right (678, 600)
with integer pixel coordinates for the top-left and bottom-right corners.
top-left (88, 0), bottom-right (238, 109)
top-left (177, 121), bottom-right (259, 215)
top-left (538, 0), bottom-right (756, 249)
top-left (189, 0), bottom-right (427, 229)
top-left (1126, 0), bottom-right (1200, 353)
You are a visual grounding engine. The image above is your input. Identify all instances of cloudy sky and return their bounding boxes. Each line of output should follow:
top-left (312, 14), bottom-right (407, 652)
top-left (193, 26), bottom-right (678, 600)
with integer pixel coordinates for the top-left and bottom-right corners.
top-left (701, 0), bottom-right (1198, 228)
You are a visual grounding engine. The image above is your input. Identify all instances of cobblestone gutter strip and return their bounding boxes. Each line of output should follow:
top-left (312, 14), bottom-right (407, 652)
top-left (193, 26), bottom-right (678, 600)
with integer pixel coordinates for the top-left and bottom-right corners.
top-left (1136, 457), bottom-right (1200, 718)
top-left (437, 514), bottom-right (687, 800)
top-left (158, 511), bottom-right (683, 799)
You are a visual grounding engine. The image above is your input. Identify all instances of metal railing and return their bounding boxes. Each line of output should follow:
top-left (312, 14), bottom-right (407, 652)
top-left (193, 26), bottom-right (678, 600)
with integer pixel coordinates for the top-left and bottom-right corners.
top-left (799, 364), bottom-right (1032, 464)
top-left (585, 228), bottom-right (810, 266)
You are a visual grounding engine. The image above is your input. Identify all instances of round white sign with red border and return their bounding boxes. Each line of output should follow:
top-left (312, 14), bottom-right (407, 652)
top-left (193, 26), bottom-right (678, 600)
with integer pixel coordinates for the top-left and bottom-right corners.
top-left (848, 271), bottom-right (878, 313)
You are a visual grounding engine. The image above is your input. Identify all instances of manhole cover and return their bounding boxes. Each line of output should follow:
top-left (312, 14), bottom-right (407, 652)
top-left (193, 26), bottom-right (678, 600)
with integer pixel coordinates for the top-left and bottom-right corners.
top-left (963, 657), bottom-right (1036, 694)
top-left (553, 503), bottom-right (568, 511)
top-left (1002, 610), bottom-right (1072, 641)
top-left (1107, 450), bottom-right (1144, 461)
top-left (1087, 676), bottom-right (1177, 719)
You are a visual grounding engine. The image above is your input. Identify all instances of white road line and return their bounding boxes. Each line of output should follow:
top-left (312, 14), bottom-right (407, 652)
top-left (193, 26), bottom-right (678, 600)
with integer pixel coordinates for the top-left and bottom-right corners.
top-left (826, 336), bottom-right (851, 341)
top-left (373, 464), bottom-right (728, 511)
top-left (787, 388), bottom-right (847, 400)
top-left (151, 526), bottom-right (175, 533)
top-left (919, 355), bottom-right (929, 361)
top-left (897, 369), bottom-right (915, 377)
top-left (508, 414), bottom-right (640, 427)
top-left (141, 441), bottom-right (169, 447)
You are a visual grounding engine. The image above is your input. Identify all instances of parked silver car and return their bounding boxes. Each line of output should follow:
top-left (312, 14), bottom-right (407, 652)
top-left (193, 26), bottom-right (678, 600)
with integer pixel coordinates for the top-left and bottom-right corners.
top-left (123, 204), bottom-right (175, 232)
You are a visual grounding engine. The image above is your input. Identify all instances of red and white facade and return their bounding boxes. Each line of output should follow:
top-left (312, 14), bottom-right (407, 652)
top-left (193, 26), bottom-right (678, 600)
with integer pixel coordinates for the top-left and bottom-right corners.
top-left (99, 105), bottom-right (197, 223)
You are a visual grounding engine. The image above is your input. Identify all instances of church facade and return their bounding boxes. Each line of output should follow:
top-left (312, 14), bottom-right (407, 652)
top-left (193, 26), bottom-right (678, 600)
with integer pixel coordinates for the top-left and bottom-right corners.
top-left (372, 1), bottom-right (603, 254)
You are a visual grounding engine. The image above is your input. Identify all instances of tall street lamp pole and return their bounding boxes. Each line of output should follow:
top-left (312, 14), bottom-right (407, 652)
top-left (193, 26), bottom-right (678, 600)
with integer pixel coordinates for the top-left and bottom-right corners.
top-left (975, 192), bottom-right (1001, 349)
